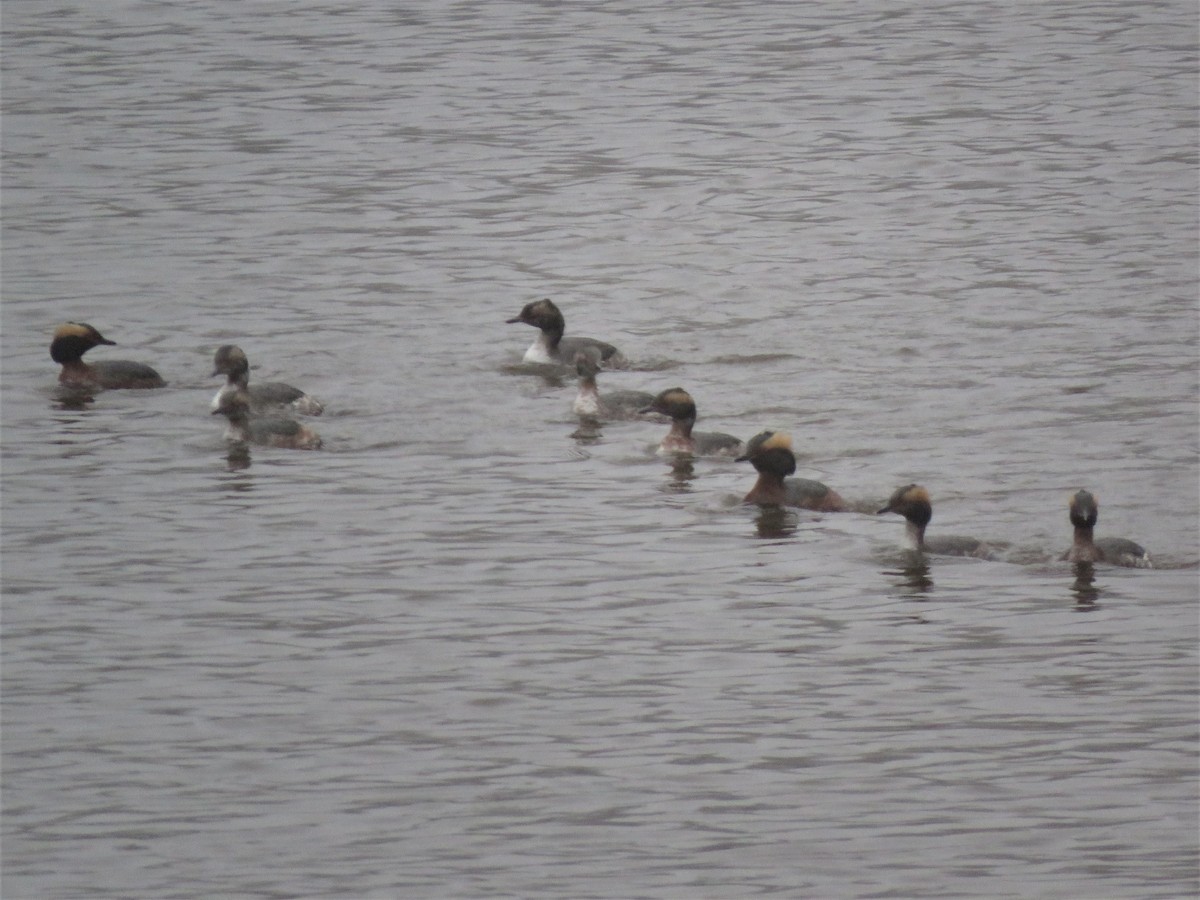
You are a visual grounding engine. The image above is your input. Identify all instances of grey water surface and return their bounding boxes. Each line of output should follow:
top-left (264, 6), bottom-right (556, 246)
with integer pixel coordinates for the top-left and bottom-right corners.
top-left (2, 2), bottom-right (1197, 898)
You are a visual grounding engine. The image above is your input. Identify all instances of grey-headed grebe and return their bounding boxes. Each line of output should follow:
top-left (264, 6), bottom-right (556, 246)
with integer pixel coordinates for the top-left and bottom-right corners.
top-left (507, 298), bottom-right (626, 367)
top-left (50, 322), bottom-right (165, 389)
top-left (736, 431), bottom-right (844, 510)
top-left (1063, 489), bottom-right (1151, 568)
top-left (641, 388), bottom-right (744, 458)
top-left (211, 345), bottom-right (324, 416)
top-left (572, 348), bottom-right (655, 420)
top-left (212, 386), bottom-right (322, 450)
top-left (877, 484), bottom-right (990, 557)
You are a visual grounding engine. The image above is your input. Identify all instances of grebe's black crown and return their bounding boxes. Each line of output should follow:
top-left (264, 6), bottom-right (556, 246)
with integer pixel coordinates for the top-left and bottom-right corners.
top-left (1069, 489), bottom-right (1099, 529)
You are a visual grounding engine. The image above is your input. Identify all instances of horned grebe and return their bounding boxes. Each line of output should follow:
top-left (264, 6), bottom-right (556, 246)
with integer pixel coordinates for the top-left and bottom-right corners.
top-left (211, 345), bottom-right (324, 416)
top-left (877, 484), bottom-right (989, 557)
top-left (50, 322), bottom-right (165, 389)
top-left (507, 298), bottom-right (626, 367)
top-left (640, 388), bottom-right (744, 458)
top-left (1062, 489), bottom-right (1151, 568)
top-left (212, 387), bottom-right (322, 450)
top-left (735, 431), bottom-right (845, 510)
top-left (572, 349), bottom-right (655, 420)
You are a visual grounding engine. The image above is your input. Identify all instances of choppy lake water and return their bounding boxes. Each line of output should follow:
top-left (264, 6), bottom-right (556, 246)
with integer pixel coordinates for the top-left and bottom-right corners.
top-left (3, 2), bottom-right (1198, 897)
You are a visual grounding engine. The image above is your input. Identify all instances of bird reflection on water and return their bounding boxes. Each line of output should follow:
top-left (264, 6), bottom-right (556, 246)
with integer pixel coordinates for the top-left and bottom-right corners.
top-left (663, 457), bottom-right (696, 494)
top-left (52, 383), bottom-right (98, 411)
top-left (224, 444), bottom-right (252, 472)
top-left (569, 418), bottom-right (604, 446)
top-left (1070, 561), bottom-right (1101, 610)
top-left (751, 505), bottom-right (798, 539)
top-left (884, 554), bottom-right (934, 597)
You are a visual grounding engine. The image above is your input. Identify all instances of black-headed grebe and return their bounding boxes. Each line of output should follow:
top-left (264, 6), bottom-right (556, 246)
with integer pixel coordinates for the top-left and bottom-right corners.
top-left (572, 349), bottom-right (655, 420)
top-left (641, 388), bottom-right (744, 458)
top-left (736, 431), bottom-right (845, 510)
top-left (211, 344), bottom-right (324, 416)
top-left (1063, 489), bottom-right (1151, 568)
top-left (507, 298), bottom-right (626, 367)
top-left (50, 322), bottom-right (165, 389)
top-left (212, 387), bottom-right (322, 451)
top-left (877, 484), bottom-right (989, 557)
